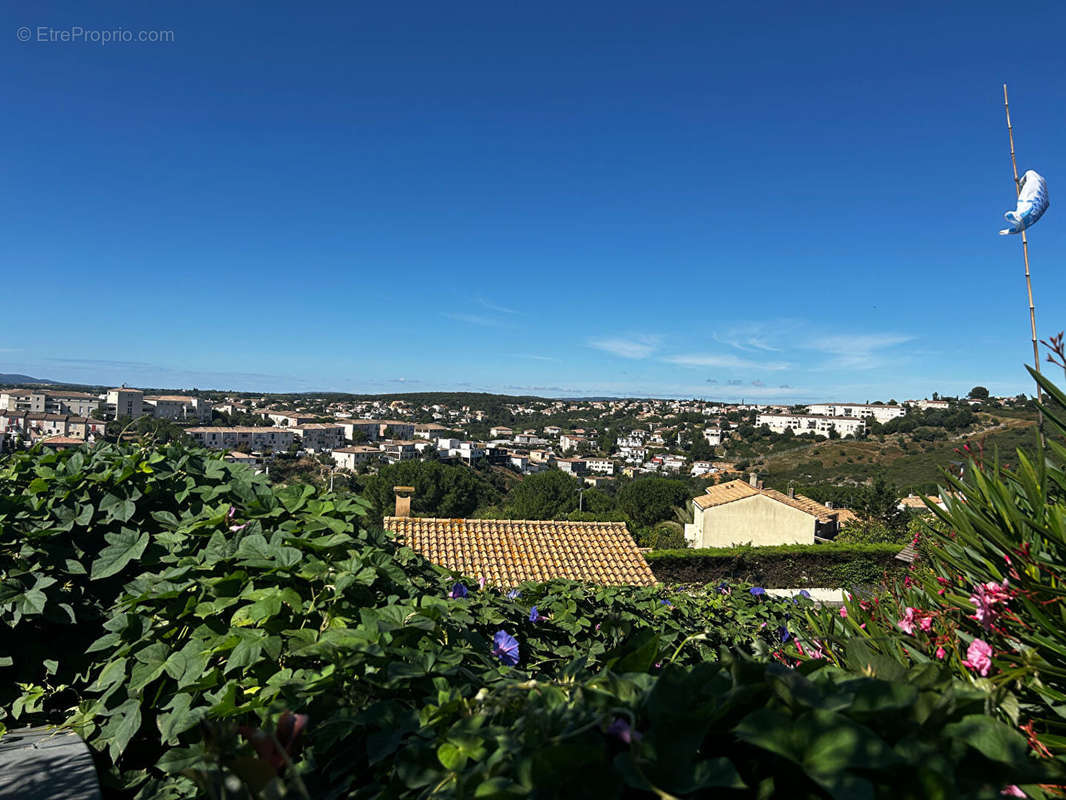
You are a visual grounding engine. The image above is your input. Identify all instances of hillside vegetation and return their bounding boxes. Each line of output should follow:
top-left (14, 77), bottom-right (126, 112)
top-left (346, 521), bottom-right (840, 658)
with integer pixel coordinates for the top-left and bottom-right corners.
top-left (754, 410), bottom-right (1040, 491)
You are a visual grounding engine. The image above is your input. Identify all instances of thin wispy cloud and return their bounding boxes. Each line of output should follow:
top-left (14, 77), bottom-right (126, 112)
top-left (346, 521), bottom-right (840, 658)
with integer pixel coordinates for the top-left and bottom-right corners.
top-left (712, 322), bottom-right (789, 353)
top-left (587, 335), bottom-right (661, 359)
top-left (663, 353), bottom-right (790, 371)
top-left (512, 353), bottom-right (558, 361)
top-left (476, 298), bottom-right (521, 315)
top-left (807, 332), bottom-right (915, 370)
top-left (443, 312), bottom-right (505, 328)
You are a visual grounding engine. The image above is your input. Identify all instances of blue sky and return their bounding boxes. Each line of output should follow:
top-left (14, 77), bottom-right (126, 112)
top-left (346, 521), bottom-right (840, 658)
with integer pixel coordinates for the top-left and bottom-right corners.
top-left (3, 2), bottom-right (1065, 401)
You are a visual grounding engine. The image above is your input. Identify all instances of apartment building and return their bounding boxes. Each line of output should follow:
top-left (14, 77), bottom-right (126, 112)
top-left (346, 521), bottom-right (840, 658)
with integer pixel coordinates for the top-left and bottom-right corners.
top-left (555, 457), bottom-right (587, 476)
top-left (187, 426), bottom-right (294, 452)
top-left (807, 403), bottom-right (906, 424)
top-left (292, 423), bottom-right (345, 451)
top-left (260, 410), bottom-right (320, 427)
top-left (756, 413), bottom-right (866, 439)
top-left (703, 428), bottom-right (723, 447)
top-left (335, 419), bottom-right (382, 442)
top-left (490, 426), bottom-right (514, 438)
top-left (143, 395), bottom-right (214, 422)
top-left (378, 420), bottom-right (416, 440)
top-left (0, 412), bottom-right (106, 441)
top-left (1, 389), bottom-right (102, 417)
top-left (584, 457), bottom-right (616, 475)
top-left (380, 440), bottom-right (418, 463)
top-left (106, 387), bottom-right (144, 419)
top-left (331, 445), bottom-right (382, 470)
top-left (559, 434), bottom-right (587, 453)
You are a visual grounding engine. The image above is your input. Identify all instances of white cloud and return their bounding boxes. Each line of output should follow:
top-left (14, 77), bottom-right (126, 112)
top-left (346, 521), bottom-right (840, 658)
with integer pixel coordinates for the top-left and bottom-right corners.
top-left (587, 335), bottom-right (661, 359)
top-left (807, 332), bottom-right (915, 369)
top-left (443, 312), bottom-right (504, 328)
top-left (663, 353), bottom-right (790, 371)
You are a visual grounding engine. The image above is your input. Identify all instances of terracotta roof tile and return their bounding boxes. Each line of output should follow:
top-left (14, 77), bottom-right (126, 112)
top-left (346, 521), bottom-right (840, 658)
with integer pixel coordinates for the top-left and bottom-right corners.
top-left (692, 479), bottom-right (855, 523)
top-left (385, 517), bottom-right (656, 587)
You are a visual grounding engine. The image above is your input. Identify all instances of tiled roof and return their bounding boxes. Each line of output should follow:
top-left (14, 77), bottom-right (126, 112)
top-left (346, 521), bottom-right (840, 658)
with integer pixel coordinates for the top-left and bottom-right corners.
top-left (692, 480), bottom-right (760, 509)
top-left (692, 479), bottom-right (852, 523)
top-left (385, 517), bottom-right (656, 587)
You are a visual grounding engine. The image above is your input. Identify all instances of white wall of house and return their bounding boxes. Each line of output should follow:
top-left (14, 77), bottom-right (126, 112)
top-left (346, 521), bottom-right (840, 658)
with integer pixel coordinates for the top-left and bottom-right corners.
top-left (690, 495), bottom-right (816, 548)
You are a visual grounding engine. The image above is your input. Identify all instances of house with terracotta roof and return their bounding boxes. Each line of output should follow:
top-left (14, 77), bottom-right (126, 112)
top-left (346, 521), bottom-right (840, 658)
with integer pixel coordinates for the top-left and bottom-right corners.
top-left (384, 489), bottom-right (655, 587)
top-left (684, 477), bottom-right (857, 548)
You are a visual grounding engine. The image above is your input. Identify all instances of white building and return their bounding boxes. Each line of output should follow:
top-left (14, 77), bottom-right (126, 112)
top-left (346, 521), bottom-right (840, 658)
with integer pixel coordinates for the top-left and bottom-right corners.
top-left (336, 419), bottom-right (382, 442)
top-left (703, 428), bottom-right (723, 447)
top-left (106, 387), bottom-right (143, 419)
top-left (555, 457), bottom-right (587, 475)
top-left (1, 389), bottom-right (101, 417)
top-left (143, 395), bottom-right (214, 422)
top-left (292, 423), bottom-right (346, 452)
top-left (559, 434), bottom-right (586, 453)
top-left (756, 413), bottom-right (866, 439)
top-left (187, 426), bottom-right (295, 452)
top-left (807, 403), bottom-right (905, 424)
top-left (331, 445), bottom-right (381, 470)
top-left (584, 457), bottom-right (615, 475)
top-left (915, 399), bottom-right (950, 411)
top-left (380, 440), bottom-right (418, 463)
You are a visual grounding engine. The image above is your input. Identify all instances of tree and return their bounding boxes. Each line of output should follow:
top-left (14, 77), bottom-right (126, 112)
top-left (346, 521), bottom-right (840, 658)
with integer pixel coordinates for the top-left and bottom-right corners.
top-left (504, 470), bottom-right (580, 520)
top-left (361, 461), bottom-right (501, 523)
top-left (616, 478), bottom-right (691, 529)
top-left (969, 386), bottom-right (990, 400)
top-left (689, 435), bottom-right (714, 462)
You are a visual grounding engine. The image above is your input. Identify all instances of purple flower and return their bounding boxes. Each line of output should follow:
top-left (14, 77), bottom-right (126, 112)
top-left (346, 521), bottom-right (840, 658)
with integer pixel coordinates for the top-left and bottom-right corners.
top-left (506, 588), bottom-right (521, 600)
top-left (478, 575), bottom-right (487, 591)
top-left (717, 582), bottom-right (731, 595)
top-left (529, 606), bottom-right (541, 623)
top-left (750, 586), bottom-right (765, 598)
top-left (492, 629), bottom-right (520, 666)
top-left (798, 589), bottom-right (811, 599)
top-left (660, 599), bottom-right (673, 608)
top-left (449, 583), bottom-right (469, 599)
top-left (606, 717), bottom-right (642, 745)
top-left (227, 506), bottom-right (237, 519)
top-left (776, 625), bottom-right (790, 643)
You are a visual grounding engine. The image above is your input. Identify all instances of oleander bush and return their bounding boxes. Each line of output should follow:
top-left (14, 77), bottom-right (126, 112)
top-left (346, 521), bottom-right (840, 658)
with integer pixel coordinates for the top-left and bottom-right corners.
top-left (1, 439), bottom-right (1059, 798)
top-left (801, 368), bottom-right (1066, 764)
top-left (646, 543), bottom-right (905, 588)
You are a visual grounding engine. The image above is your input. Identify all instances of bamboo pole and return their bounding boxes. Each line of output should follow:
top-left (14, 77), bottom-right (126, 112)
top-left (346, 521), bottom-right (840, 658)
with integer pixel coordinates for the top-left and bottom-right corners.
top-left (1003, 84), bottom-right (1045, 437)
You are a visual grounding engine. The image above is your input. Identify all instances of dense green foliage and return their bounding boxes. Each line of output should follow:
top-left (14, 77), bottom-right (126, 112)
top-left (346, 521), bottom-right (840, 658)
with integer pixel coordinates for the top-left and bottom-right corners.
top-left (356, 460), bottom-right (504, 523)
top-left (647, 543), bottom-right (906, 588)
top-left (2, 435), bottom-right (1059, 798)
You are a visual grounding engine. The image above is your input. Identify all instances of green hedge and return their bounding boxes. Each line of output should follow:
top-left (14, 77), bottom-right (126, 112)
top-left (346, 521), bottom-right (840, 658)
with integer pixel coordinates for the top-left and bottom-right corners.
top-left (646, 543), bottom-right (906, 588)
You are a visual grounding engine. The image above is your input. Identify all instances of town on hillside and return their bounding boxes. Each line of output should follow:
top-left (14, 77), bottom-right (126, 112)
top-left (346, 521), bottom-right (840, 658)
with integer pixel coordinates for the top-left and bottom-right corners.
top-left (0, 381), bottom-right (1038, 549)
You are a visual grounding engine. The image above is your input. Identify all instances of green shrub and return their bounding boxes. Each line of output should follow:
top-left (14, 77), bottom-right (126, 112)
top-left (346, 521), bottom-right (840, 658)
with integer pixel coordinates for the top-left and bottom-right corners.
top-left (646, 543), bottom-right (905, 588)
top-left (0, 441), bottom-right (802, 797)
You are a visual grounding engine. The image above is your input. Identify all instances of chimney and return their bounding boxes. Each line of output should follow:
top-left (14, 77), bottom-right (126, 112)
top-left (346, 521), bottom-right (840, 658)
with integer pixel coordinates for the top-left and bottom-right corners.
top-left (787, 486), bottom-right (795, 499)
top-left (393, 486), bottom-right (415, 518)
top-left (748, 472), bottom-right (758, 488)
top-left (825, 501), bottom-right (833, 510)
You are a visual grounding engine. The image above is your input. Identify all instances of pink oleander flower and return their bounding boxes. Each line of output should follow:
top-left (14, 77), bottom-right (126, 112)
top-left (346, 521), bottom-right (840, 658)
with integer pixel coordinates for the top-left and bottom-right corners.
top-left (839, 606), bottom-right (848, 618)
top-left (962, 638), bottom-right (993, 677)
top-left (1001, 786), bottom-right (1026, 797)
top-left (935, 646), bottom-right (946, 660)
top-left (919, 616), bottom-right (933, 633)
top-left (904, 575), bottom-right (913, 588)
top-left (971, 580), bottom-right (1011, 630)
top-left (897, 607), bottom-right (918, 635)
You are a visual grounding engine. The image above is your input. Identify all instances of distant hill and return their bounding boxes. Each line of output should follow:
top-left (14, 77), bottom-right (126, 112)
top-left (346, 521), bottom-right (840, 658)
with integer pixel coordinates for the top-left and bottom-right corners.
top-left (0, 373), bottom-right (52, 385)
